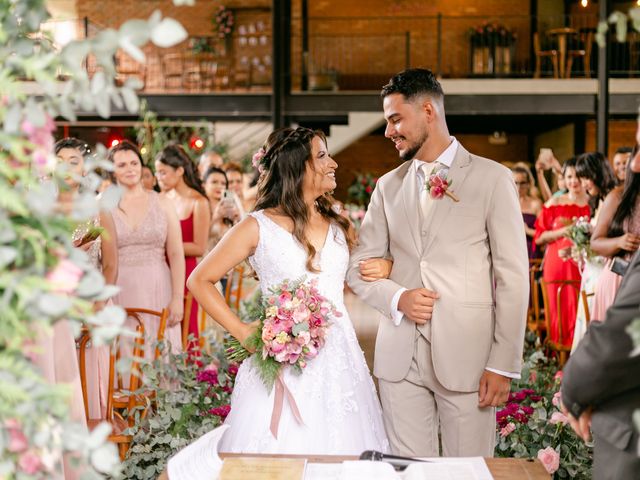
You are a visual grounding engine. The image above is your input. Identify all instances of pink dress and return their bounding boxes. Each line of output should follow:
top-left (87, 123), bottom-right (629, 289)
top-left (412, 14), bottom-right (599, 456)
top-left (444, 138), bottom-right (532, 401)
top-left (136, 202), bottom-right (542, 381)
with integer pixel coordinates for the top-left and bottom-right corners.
top-left (113, 192), bottom-right (182, 359)
top-left (591, 198), bottom-right (640, 322)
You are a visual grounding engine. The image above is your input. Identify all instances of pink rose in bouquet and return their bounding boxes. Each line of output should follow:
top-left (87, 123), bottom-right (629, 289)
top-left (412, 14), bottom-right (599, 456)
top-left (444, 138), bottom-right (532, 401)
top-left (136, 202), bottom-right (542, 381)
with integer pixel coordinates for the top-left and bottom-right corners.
top-left (226, 276), bottom-right (340, 389)
top-left (537, 446), bottom-right (560, 474)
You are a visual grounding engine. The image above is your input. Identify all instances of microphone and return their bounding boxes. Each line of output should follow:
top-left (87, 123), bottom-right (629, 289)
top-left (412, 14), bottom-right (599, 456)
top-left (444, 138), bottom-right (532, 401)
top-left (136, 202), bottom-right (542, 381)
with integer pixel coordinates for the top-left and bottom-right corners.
top-left (359, 450), bottom-right (431, 471)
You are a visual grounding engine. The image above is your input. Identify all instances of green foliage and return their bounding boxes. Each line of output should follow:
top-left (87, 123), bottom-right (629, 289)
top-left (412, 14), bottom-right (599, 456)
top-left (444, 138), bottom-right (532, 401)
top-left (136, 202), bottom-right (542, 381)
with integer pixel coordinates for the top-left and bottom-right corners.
top-left (121, 340), bottom-right (236, 479)
top-left (495, 334), bottom-right (593, 478)
top-left (0, 0), bottom-right (191, 476)
top-left (347, 173), bottom-right (379, 207)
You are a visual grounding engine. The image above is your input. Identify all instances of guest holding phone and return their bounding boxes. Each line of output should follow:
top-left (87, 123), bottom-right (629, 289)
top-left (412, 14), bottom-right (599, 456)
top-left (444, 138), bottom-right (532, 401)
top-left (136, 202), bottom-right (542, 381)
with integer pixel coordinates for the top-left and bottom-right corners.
top-left (589, 148), bottom-right (640, 322)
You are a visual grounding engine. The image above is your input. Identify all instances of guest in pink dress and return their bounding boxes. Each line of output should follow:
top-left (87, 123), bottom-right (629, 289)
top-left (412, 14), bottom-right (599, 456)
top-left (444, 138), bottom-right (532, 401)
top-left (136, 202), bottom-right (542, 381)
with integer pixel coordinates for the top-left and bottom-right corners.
top-left (108, 141), bottom-right (185, 356)
top-left (591, 152), bottom-right (640, 322)
top-left (55, 138), bottom-right (119, 422)
top-left (155, 145), bottom-right (210, 348)
top-left (534, 158), bottom-right (590, 348)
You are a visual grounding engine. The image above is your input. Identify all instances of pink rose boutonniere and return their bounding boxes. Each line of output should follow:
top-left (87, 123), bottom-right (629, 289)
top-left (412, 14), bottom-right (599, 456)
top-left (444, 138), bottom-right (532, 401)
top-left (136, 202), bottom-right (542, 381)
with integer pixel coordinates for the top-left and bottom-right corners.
top-left (426, 166), bottom-right (459, 202)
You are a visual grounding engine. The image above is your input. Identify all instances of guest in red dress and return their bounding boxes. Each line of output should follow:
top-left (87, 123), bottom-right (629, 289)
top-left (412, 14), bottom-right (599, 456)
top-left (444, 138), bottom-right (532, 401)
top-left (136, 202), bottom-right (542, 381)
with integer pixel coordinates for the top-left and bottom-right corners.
top-left (534, 157), bottom-right (590, 348)
top-left (155, 145), bottom-right (211, 347)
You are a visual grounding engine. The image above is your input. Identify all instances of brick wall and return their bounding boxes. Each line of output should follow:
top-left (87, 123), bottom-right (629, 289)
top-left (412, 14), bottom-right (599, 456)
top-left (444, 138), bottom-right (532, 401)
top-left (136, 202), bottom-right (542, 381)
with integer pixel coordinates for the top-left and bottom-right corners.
top-left (585, 119), bottom-right (638, 160)
top-left (332, 130), bottom-right (528, 202)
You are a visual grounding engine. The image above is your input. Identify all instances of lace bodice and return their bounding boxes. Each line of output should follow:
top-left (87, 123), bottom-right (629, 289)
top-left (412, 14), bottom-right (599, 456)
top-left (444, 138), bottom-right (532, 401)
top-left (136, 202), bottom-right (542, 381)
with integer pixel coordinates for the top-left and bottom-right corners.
top-left (113, 192), bottom-right (167, 267)
top-left (248, 210), bottom-right (348, 310)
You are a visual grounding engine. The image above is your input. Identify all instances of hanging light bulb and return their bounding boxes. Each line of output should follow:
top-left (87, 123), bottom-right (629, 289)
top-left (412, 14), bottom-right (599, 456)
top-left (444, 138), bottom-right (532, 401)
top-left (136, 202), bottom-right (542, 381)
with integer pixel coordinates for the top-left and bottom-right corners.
top-left (581, 0), bottom-right (588, 7)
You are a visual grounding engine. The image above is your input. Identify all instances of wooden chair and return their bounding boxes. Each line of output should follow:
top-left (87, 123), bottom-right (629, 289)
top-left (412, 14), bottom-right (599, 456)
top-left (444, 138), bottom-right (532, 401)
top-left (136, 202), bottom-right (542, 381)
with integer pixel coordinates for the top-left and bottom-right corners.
top-left (533, 32), bottom-right (559, 79)
top-left (161, 53), bottom-right (184, 90)
top-left (225, 264), bottom-right (245, 312)
top-left (566, 30), bottom-right (593, 78)
top-left (527, 259), bottom-right (546, 335)
top-left (78, 314), bottom-right (145, 461)
top-left (540, 279), bottom-right (581, 366)
top-left (78, 308), bottom-right (168, 460)
top-left (183, 291), bottom-right (194, 350)
top-left (581, 290), bottom-right (594, 325)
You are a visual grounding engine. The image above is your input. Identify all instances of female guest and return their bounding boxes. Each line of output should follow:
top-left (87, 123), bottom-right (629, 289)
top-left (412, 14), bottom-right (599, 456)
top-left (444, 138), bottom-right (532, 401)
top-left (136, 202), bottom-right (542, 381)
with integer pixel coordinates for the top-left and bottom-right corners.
top-left (224, 162), bottom-right (253, 213)
top-left (141, 164), bottom-right (158, 191)
top-left (203, 166), bottom-right (240, 252)
top-left (534, 158), bottom-right (590, 349)
top-left (570, 152), bottom-right (617, 350)
top-left (512, 164), bottom-right (542, 259)
top-left (56, 138), bottom-right (119, 420)
top-left (155, 145), bottom-right (210, 345)
top-left (109, 141), bottom-right (184, 356)
top-left (590, 150), bottom-right (640, 322)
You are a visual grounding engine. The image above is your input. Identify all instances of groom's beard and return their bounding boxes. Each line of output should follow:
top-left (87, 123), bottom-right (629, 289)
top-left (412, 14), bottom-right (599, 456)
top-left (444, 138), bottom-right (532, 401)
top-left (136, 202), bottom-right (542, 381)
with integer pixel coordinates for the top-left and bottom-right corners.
top-left (399, 130), bottom-right (428, 162)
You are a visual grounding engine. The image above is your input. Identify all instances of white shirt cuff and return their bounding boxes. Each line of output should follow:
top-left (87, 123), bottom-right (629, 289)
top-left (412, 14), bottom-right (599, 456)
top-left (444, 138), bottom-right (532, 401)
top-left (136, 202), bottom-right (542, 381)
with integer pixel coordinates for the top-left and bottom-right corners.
top-left (390, 288), bottom-right (407, 326)
top-left (485, 367), bottom-right (520, 380)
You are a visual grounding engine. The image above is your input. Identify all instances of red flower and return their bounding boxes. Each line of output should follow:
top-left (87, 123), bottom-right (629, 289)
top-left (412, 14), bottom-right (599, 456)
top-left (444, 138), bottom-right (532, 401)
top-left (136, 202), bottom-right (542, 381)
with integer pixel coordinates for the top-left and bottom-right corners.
top-left (208, 404), bottom-right (231, 419)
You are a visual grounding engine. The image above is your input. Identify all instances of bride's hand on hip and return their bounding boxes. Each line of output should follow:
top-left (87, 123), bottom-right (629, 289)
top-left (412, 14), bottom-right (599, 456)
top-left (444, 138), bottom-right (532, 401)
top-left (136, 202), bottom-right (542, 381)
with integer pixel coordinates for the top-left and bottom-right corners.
top-left (398, 288), bottom-right (439, 324)
top-left (359, 258), bottom-right (393, 281)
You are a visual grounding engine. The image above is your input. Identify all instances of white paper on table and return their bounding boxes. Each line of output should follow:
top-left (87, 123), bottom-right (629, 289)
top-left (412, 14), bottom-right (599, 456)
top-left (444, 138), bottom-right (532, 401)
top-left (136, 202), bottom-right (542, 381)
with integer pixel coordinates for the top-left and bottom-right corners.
top-left (304, 463), bottom-right (343, 480)
top-left (417, 457), bottom-right (493, 480)
top-left (340, 460), bottom-right (401, 480)
top-left (166, 424), bottom-right (230, 480)
top-left (404, 462), bottom-right (478, 480)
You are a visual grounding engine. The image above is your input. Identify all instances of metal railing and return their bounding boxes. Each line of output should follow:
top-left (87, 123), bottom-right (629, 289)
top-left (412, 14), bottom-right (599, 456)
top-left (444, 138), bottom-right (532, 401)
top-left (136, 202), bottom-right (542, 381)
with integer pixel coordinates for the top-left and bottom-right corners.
top-left (43, 13), bottom-right (640, 94)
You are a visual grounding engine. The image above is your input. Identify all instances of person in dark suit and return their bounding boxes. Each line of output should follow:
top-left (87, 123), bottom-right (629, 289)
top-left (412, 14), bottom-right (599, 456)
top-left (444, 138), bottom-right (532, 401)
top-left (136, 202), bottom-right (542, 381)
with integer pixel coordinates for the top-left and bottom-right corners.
top-left (561, 129), bottom-right (640, 480)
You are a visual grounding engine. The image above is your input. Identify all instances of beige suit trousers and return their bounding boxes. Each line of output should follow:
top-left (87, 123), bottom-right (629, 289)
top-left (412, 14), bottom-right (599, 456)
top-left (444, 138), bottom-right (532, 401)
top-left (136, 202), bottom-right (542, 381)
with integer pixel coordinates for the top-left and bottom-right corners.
top-left (378, 331), bottom-right (496, 457)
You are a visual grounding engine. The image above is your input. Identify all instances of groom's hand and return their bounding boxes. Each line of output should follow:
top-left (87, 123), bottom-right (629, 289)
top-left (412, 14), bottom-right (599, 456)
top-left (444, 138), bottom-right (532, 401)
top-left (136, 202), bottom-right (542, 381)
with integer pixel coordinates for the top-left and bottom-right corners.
top-left (478, 370), bottom-right (511, 408)
top-left (398, 288), bottom-right (439, 324)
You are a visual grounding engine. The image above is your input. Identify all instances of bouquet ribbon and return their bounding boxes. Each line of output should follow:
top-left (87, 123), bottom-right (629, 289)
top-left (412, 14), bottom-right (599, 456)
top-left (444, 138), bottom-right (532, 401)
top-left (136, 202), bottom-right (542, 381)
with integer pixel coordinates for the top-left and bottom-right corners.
top-left (270, 373), bottom-right (304, 439)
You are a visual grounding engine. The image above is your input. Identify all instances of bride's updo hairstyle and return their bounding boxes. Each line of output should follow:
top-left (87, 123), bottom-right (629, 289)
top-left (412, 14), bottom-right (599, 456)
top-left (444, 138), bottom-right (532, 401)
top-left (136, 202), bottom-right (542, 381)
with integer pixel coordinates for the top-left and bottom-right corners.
top-left (254, 126), bottom-right (353, 272)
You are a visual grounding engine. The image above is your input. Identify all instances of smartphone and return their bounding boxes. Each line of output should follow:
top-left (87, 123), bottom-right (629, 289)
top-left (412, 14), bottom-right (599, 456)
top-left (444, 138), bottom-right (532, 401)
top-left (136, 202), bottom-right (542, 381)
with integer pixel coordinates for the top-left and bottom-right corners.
top-left (222, 190), bottom-right (234, 203)
top-left (610, 257), bottom-right (630, 276)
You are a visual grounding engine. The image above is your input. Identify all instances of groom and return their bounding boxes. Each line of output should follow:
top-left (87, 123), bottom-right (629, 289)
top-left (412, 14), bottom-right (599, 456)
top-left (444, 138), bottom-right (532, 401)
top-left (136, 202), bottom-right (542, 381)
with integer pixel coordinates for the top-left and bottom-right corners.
top-left (347, 68), bottom-right (528, 457)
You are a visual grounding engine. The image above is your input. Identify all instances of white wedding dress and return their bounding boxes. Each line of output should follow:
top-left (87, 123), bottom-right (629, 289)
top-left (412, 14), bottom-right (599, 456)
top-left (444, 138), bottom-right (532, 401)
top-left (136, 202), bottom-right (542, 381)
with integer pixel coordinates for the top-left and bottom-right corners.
top-left (219, 210), bottom-right (389, 455)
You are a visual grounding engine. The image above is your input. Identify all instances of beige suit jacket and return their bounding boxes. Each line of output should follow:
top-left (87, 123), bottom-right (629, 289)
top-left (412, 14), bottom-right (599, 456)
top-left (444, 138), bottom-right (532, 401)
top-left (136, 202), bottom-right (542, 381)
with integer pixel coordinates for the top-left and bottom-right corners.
top-left (346, 144), bottom-right (529, 392)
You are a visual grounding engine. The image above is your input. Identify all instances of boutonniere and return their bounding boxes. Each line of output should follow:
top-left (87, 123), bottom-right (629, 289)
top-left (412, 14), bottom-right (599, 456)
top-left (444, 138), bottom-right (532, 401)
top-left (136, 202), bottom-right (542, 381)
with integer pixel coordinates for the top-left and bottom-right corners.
top-left (426, 165), bottom-right (459, 202)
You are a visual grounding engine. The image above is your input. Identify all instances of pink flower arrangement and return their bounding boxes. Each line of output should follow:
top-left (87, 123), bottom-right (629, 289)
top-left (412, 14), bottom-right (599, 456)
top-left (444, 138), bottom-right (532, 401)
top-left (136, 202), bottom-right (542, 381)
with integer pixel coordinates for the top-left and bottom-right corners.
top-left (18, 451), bottom-right (43, 475)
top-left (21, 115), bottom-right (56, 174)
top-left (5, 419), bottom-right (28, 453)
top-left (537, 446), bottom-right (560, 474)
top-left (252, 147), bottom-right (266, 173)
top-left (46, 258), bottom-right (84, 294)
top-left (226, 277), bottom-right (340, 390)
top-left (499, 422), bottom-right (516, 437)
top-left (425, 166), bottom-right (459, 202)
top-left (552, 391), bottom-right (562, 407)
top-left (549, 411), bottom-right (569, 425)
top-left (214, 5), bottom-right (234, 39)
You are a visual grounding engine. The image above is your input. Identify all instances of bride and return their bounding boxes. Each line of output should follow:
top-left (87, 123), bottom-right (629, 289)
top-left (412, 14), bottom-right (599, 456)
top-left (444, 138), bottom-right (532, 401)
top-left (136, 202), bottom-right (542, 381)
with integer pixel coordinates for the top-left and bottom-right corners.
top-left (187, 127), bottom-right (389, 455)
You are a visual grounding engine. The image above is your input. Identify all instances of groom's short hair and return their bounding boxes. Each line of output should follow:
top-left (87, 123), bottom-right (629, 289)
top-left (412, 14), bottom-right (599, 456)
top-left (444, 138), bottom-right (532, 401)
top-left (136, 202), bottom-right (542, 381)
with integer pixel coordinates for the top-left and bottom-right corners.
top-left (381, 68), bottom-right (444, 104)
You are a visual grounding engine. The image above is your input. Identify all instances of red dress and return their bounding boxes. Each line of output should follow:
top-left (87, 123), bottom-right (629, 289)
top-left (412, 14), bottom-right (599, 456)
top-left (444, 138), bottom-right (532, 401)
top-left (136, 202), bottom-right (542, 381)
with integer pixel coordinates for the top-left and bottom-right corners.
top-left (180, 212), bottom-right (199, 343)
top-left (534, 203), bottom-right (590, 348)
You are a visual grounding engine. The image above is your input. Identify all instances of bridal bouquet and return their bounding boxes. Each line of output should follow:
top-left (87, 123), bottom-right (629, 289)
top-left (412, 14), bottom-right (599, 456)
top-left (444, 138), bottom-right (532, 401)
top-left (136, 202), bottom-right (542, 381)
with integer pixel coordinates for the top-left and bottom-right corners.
top-left (226, 277), bottom-right (340, 391)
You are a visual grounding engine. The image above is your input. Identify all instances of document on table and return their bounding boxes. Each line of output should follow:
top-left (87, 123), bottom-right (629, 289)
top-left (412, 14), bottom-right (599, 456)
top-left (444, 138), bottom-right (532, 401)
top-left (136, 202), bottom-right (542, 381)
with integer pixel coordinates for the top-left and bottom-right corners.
top-left (304, 457), bottom-right (493, 480)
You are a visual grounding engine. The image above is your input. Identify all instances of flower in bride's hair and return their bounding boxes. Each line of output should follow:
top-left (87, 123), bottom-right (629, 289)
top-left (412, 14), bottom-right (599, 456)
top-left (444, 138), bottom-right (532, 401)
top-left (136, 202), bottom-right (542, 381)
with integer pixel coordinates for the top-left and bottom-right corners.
top-left (252, 147), bottom-right (266, 173)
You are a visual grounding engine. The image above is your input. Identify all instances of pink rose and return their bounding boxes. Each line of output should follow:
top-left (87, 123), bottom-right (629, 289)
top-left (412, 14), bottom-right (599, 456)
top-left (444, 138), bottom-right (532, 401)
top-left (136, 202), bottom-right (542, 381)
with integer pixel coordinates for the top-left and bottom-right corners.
top-left (537, 446), bottom-right (560, 474)
top-left (499, 422), bottom-right (516, 437)
top-left (549, 411), bottom-right (569, 425)
top-left (269, 341), bottom-right (286, 354)
top-left (5, 419), bottom-right (28, 453)
top-left (529, 370), bottom-right (537, 383)
top-left (552, 391), bottom-right (562, 407)
top-left (18, 451), bottom-right (43, 475)
top-left (554, 370), bottom-right (563, 382)
top-left (46, 259), bottom-right (83, 294)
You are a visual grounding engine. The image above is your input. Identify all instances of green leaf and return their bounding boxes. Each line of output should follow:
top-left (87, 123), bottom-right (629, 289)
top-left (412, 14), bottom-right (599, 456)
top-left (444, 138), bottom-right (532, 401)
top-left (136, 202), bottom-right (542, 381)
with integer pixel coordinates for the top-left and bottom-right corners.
top-left (292, 321), bottom-right (309, 336)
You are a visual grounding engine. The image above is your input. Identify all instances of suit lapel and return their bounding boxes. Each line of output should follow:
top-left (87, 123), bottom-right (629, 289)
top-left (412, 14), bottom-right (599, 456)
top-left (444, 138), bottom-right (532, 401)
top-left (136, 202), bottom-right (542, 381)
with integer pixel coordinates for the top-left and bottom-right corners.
top-left (401, 161), bottom-right (422, 255)
top-left (421, 146), bottom-right (473, 254)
